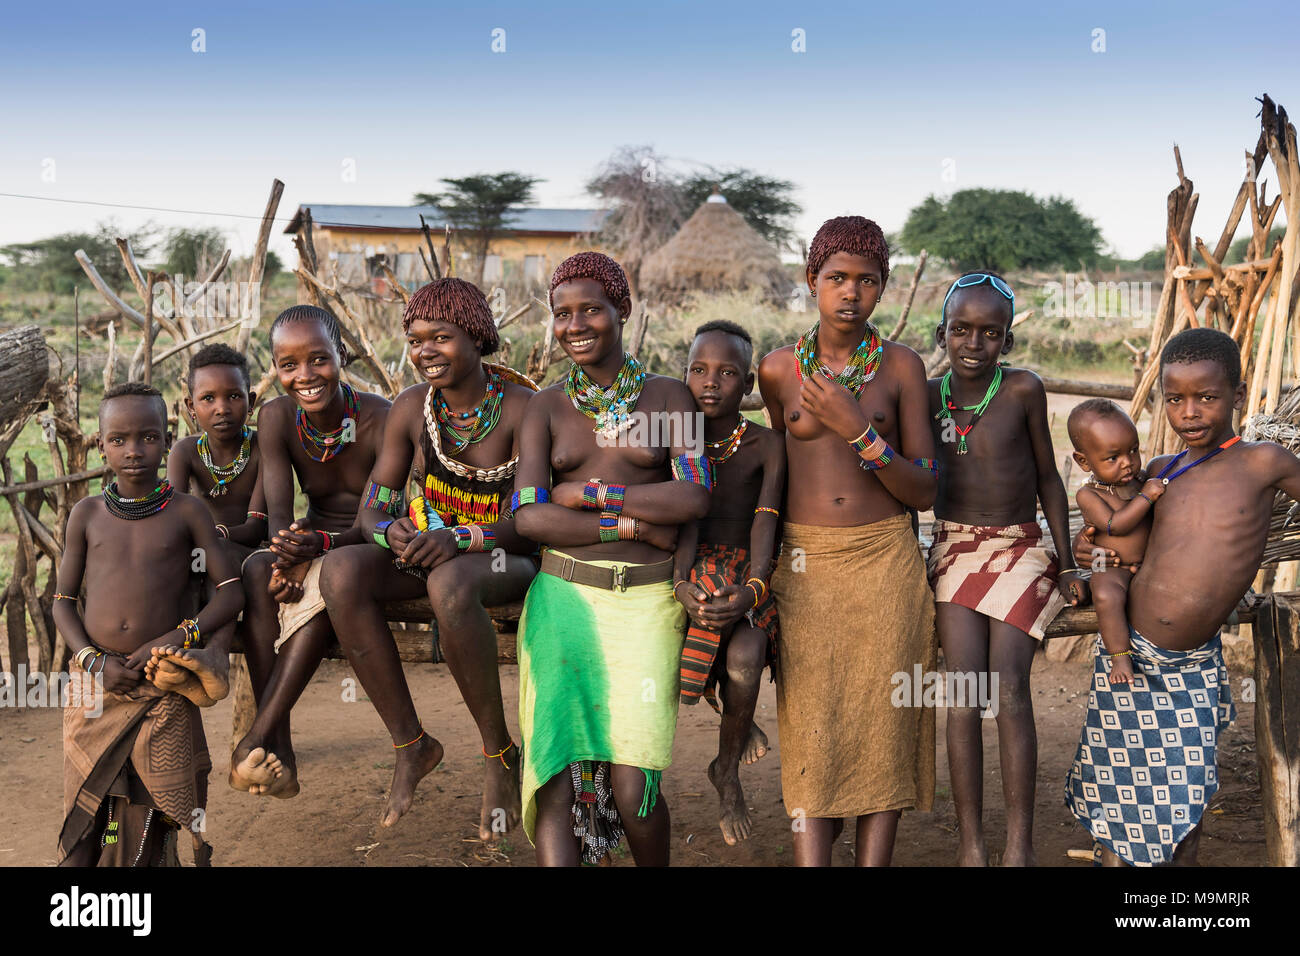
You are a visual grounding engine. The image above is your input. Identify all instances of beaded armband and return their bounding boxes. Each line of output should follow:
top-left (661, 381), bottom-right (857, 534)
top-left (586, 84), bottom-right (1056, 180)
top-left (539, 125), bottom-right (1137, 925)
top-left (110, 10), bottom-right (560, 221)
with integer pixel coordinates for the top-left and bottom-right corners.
top-left (849, 425), bottom-right (895, 470)
top-left (511, 486), bottom-right (550, 512)
top-left (603, 483), bottom-right (626, 515)
top-left (912, 458), bottom-right (939, 476)
top-left (598, 512), bottom-right (620, 544)
top-left (581, 479), bottom-right (602, 511)
top-left (452, 524), bottom-right (495, 553)
top-left (374, 520), bottom-right (394, 550)
top-left (409, 498), bottom-right (446, 533)
top-left (754, 506), bottom-right (780, 518)
top-left (670, 454), bottom-right (714, 491)
top-left (246, 511), bottom-right (267, 522)
top-left (362, 480), bottom-right (406, 518)
top-left (179, 618), bottom-right (201, 649)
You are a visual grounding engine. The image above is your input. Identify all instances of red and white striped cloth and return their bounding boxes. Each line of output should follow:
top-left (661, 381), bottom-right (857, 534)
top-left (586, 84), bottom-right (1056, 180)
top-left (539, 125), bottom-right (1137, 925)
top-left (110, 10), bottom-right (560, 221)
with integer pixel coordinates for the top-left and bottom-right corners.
top-left (926, 519), bottom-right (1066, 640)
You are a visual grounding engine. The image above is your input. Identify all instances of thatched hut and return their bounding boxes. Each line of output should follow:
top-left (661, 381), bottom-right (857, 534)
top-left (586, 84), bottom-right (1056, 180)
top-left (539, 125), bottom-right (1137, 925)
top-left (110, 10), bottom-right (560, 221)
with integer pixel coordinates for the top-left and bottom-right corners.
top-left (640, 193), bottom-right (791, 304)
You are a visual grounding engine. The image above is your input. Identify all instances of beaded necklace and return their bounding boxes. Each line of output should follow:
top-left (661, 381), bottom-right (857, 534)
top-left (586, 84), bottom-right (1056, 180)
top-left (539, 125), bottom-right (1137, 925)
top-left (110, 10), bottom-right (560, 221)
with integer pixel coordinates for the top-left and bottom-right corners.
top-left (104, 480), bottom-right (174, 520)
top-left (794, 322), bottom-right (883, 397)
top-left (422, 364), bottom-right (539, 483)
top-left (434, 366), bottom-right (503, 453)
top-left (706, 416), bottom-right (748, 464)
top-left (197, 427), bottom-right (252, 497)
top-left (934, 365), bottom-right (1004, 454)
top-left (296, 383), bottom-right (359, 462)
top-left (1085, 475), bottom-right (1138, 499)
top-left (1154, 435), bottom-right (1241, 485)
top-left (565, 352), bottom-right (646, 440)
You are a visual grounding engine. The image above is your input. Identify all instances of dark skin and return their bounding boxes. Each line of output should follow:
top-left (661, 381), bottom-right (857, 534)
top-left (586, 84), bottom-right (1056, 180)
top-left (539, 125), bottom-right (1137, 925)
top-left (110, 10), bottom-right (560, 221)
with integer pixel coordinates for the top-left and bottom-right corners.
top-left (1071, 413), bottom-right (1165, 685)
top-left (322, 316), bottom-right (536, 836)
top-left (927, 284), bottom-right (1084, 868)
top-left (675, 330), bottom-right (785, 846)
top-left (156, 363), bottom-right (267, 703)
top-left (513, 277), bottom-right (711, 866)
top-left (757, 250), bottom-right (937, 867)
top-left (230, 318), bottom-right (390, 798)
top-left (56, 395), bottom-right (243, 865)
top-left (1073, 358), bottom-right (1300, 865)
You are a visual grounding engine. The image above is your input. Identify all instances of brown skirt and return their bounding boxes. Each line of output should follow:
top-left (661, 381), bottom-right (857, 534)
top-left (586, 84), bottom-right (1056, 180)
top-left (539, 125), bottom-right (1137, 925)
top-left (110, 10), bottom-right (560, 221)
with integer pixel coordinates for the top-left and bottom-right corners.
top-left (771, 514), bottom-right (937, 818)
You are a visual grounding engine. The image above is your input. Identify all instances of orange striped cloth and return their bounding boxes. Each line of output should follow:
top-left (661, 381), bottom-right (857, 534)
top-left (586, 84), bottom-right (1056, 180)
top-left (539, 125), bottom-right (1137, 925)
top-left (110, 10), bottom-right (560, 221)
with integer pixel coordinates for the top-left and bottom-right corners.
top-left (679, 543), bottom-right (777, 704)
top-left (926, 519), bottom-right (1066, 641)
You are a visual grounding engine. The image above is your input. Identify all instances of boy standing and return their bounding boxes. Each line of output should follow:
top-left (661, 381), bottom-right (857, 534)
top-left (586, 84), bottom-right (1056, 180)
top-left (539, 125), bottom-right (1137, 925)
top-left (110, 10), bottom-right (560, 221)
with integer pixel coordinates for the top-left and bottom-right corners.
top-left (55, 383), bottom-right (243, 865)
top-left (675, 320), bottom-right (785, 846)
top-left (926, 272), bottom-right (1085, 866)
top-left (1068, 327), bottom-right (1297, 865)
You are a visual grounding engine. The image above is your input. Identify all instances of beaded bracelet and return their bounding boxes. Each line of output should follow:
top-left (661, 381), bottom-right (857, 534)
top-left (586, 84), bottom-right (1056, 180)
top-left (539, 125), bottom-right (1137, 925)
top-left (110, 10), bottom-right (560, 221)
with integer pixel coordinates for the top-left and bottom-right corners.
top-left (511, 486), bottom-right (550, 512)
top-left (849, 425), bottom-right (894, 470)
top-left (582, 478), bottom-right (602, 511)
top-left (754, 506), bottom-right (780, 517)
top-left (54, 592), bottom-right (78, 601)
top-left (452, 524), bottom-right (495, 552)
top-left (374, 520), bottom-right (394, 550)
top-left (603, 483), bottom-right (627, 515)
top-left (912, 458), bottom-right (939, 476)
top-left (670, 454), bottom-right (714, 491)
top-left (179, 618), bottom-right (201, 649)
top-left (745, 576), bottom-right (768, 606)
top-left (318, 530), bottom-right (335, 552)
top-left (858, 445), bottom-right (895, 471)
top-left (247, 511), bottom-right (267, 521)
top-left (1137, 492), bottom-right (1154, 506)
top-left (598, 511), bottom-right (620, 544)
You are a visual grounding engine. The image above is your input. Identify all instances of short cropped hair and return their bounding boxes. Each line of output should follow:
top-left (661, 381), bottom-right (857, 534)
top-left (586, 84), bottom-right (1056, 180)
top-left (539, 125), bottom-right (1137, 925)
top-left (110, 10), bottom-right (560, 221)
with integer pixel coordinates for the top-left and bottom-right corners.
top-left (187, 343), bottom-right (250, 390)
top-left (269, 305), bottom-right (350, 365)
top-left (807, 216), bottom-right (890, 286)
top-left (549, 252), bottom-right (631, 308)
top-left (100, 382), bottom-right (167, 427)
top-left (1066, 398), bottom-right (1131, 450)
top-left (693, 319), bottom-right (754, 370)
top-left (942, 271), bottom-right (1015, 327)
top-left (1160, 327), bottom-right (1241, 389)
top-left (402, 277), bottom-right (499, 355)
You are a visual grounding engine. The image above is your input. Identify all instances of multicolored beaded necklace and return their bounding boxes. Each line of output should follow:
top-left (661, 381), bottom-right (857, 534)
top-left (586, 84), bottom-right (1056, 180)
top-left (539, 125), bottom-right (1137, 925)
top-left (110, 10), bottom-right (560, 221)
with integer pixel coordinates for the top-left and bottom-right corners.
top-left (434, 366), bottom-right (504, 453)
top-left (104, 480), bottom-right (174, 520)
top-left (934, 365), bottom-right (1004, 454)
top-left (197, 427), bottom-right (252, 497)
top-left (794, 322), bottom-right (883, 397)
top-left (296, 383), bottom-right (358, 462)
top-left (565, 352), bottom-right (646, 440)
top-left (706, 416), bottom-right (748, 463)
top-left (1154, 435), bottom-right (1241, 484)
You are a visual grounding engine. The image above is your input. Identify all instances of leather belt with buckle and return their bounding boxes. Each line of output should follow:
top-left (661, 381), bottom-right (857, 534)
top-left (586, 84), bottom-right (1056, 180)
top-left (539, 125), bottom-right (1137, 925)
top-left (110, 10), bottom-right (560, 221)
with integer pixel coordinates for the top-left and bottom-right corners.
top-left (539, 549), bottom-right (674, 592)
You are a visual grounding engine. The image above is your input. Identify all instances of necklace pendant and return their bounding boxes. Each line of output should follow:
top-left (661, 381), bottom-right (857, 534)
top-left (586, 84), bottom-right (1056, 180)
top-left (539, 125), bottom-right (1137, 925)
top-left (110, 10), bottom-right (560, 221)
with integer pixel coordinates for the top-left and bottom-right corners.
top-left (957, 444), bottom-right (968, 455)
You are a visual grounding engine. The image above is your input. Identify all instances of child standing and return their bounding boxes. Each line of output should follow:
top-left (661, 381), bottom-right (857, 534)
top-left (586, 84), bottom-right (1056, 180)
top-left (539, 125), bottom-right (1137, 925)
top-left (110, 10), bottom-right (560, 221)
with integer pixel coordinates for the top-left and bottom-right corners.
top-left (1066, 399), bottom-right (1165, 685)
top-left (55, 383), bottom-right (243, 866)
top-left (1068, 327), bottom-right (1299, 865)
top-left (675, 320), bottom-right (785, 846)
top-left (758, 216), bottom-right (939, 867)
top-left (925, 272), bottom-right (1085, 867)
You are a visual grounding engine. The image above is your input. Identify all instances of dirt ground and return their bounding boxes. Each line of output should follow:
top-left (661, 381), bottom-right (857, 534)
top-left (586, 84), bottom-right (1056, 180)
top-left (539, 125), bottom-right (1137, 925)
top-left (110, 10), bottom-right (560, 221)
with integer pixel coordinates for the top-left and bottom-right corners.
top-left (0, 651), bottom-right (1265, 867)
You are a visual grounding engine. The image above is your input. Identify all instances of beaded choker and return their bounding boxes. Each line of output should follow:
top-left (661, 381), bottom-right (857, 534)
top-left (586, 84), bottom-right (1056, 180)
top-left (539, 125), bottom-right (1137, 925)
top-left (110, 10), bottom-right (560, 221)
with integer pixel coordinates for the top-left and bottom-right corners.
top-left (706, 417), bottom-right (748, 463)
top-left (197, 427), bottom-right (252, 496)
top-left (296, 383), bottom-right (359, 462)
top-left (565, 353), bottom-right (646, 440)
top-left (794, 323), bottom-right (883, 397)
top-left (435, 365), bottom-right (504, 453)
top-left (934, 365), bottom-right (1003, 454)
top-left (104, 480), bottom-right (174, 520)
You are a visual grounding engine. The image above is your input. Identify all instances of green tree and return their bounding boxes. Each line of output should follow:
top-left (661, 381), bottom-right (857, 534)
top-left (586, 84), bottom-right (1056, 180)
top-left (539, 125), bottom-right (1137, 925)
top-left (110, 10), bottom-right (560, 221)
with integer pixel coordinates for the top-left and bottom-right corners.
top-left (1225, 226), bottom-right (1286, 264)
top-left (414, 172), bottom-right (541, 285)
top-left (0, 221), bottom-right (156, 295)
top-left (899, 188), bottom-right (1103, 272)
top-left (681, 168), bottom-right (801, 251)
top-left (162, 226), bottom-right (225, 277)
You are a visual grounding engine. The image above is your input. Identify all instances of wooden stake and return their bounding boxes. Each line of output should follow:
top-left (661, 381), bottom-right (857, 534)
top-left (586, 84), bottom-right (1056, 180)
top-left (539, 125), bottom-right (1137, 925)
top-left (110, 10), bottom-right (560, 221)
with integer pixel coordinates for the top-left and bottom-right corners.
top-left (142, 271), bottom-right (155, 385)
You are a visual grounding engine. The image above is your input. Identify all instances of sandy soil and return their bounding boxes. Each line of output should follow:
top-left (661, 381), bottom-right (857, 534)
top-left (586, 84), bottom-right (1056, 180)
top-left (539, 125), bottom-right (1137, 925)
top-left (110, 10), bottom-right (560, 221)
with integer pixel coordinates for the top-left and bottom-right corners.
top-left (0, 651), bottom-right (1265, 867)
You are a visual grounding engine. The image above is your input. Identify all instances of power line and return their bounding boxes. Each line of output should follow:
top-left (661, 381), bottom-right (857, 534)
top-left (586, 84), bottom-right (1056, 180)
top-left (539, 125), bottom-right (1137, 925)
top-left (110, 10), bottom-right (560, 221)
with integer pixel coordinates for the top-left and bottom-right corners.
top-left (0, 191), bottom-right (297, 223)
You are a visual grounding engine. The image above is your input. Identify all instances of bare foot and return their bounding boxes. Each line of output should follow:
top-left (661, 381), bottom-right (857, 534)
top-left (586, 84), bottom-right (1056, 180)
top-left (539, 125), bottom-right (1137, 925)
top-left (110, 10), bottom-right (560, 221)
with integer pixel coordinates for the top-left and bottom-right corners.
top-left (956, 835), bottom-right (989, 866)
top-left (148, 658), bottom-right (217, 708)
top-left (708, 756), bottom-right (753, 846)
top-left (742, 722), bottom-right (769, 765)
top-left (229, 745), bottom-right (284, 792)
top-left (1001, 844), bottom-right (1037, 867)
top-left (381, 733), bottom-right (443, 827)
top-left (479, 742), bottom-right (522, 842)
top-left (158, 644), bottom-right (229, 703)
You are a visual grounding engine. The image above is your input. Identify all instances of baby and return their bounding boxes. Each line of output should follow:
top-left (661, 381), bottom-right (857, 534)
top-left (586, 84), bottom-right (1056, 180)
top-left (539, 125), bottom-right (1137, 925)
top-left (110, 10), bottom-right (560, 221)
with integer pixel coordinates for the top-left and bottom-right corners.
top-left (1067, 399), bottom-right (1165, 684)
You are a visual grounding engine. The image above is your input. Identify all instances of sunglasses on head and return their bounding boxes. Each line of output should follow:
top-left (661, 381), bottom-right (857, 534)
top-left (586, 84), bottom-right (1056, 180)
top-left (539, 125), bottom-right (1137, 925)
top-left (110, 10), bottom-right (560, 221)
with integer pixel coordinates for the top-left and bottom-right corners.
top-left (942, 273), bottom-right (1015, 322)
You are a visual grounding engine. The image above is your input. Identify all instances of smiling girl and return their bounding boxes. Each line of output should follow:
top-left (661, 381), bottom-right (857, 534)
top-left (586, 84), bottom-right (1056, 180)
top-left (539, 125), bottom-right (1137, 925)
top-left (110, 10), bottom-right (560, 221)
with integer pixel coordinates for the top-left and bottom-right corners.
top-left (229, 305), bottom-right (390, 798)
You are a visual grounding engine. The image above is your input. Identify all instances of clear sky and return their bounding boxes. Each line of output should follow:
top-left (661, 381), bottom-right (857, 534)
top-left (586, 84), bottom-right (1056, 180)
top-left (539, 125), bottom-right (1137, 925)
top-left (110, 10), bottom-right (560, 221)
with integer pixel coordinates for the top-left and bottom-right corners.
top-left (1, 0), bottom-right (1295, 264)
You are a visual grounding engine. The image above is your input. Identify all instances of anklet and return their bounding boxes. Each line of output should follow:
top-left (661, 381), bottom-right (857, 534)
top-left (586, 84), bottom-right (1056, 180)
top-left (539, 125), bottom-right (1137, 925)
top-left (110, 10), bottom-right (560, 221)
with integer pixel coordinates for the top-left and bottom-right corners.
top-left (1107, 650), bottom-right (1133, 658)
top-left (754, 506), bottom-right (780, 517)
top-left (394, 727), bottom-right (425, 749)
top-left (483, 742), bottom-right (515, 770)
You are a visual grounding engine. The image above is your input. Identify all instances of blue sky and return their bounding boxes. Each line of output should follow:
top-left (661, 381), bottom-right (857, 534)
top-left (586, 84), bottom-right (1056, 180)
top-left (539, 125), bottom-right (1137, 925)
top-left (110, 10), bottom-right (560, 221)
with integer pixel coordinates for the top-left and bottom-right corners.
top-left (1, 0), bottom-right (1295, 263)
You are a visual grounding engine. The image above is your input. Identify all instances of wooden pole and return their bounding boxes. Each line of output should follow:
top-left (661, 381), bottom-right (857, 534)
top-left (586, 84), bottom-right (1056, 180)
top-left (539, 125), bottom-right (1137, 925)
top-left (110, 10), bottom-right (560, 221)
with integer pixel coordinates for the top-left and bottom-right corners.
top-left (1254, 592), bottom-right (1300, 865)
top-left (142, 271), bottom-right (155, 385)
top-left (889, 249), bottom-right (928, 340)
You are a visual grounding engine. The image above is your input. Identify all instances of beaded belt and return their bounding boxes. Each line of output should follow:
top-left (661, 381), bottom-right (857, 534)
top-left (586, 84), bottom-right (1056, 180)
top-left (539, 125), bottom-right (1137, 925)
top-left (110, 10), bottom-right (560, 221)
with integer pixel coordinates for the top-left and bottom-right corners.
top-left (539, 549), bottom-right (673, 592)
